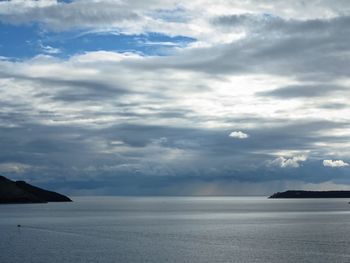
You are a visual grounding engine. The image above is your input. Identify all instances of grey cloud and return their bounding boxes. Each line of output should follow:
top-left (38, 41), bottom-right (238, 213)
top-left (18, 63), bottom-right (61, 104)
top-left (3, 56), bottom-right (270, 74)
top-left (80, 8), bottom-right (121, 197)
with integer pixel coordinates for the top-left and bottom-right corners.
top-left (214, 13), bottom-right (350, 35)
top-left (23, 162), bottom-right (350, 196)
top-left (2, 1), bottom-right (350, 195)
top-left (257, 84), bottom-right (347, 98)
top-left (47, 79), bottom-right (128, 102)
top-left (0, 1), bottom-right (141, 31)
top-left (0, 68), bottom-right (130, 102)
top-left (135, 15), bottom-right (350, 82)
top-left (1, 117), bottom-right (349, 194)
top-left (318, 102), bottom-right (348, 109)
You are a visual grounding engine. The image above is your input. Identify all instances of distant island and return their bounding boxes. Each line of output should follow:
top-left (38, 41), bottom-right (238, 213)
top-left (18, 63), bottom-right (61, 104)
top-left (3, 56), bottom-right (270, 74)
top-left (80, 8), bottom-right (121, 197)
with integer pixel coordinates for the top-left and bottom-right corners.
top-left (269, 190), bottom-right (350, 199)
top-left (0, 175), bottom-right (72, 204)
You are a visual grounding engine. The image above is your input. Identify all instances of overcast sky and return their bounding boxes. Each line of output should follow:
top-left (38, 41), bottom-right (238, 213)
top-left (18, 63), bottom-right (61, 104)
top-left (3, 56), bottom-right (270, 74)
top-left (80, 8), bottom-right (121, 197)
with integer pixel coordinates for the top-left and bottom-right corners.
top-left (0, 0), bottom-right (350, 195)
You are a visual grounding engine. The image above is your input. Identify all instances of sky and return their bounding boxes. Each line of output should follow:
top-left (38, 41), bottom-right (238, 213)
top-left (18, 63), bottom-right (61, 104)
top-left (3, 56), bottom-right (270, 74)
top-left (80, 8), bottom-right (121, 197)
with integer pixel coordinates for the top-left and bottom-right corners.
top-left (0, 0), bottom-right (350, 196)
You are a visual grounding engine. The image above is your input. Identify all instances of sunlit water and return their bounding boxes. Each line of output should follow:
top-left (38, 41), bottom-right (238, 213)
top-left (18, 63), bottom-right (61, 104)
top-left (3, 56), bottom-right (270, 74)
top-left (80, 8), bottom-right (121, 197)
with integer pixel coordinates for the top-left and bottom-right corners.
top-left (1, 197), bottom-right (350, 263)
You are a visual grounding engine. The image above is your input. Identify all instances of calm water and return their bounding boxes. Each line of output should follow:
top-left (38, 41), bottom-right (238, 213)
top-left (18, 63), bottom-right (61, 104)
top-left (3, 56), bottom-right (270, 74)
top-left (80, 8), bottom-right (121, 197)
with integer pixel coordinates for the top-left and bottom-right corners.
top-left (1, 197), bottom-right (350, 263)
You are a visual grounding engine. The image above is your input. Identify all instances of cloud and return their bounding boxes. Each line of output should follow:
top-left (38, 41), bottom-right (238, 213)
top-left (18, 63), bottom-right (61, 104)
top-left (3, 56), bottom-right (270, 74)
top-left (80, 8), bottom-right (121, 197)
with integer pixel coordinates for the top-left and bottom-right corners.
top-left (0, 162), bottom-right (31, 174)
top-left (257, 84), bottom-right (347, 99)
top-left (0, 1), bottom-right (141, 31)
top-left (39, 43), bottom-right (61, 55)
top-left (267, 155), bottom-right (308, 168)
top-left (323, 159), bottom-right (349, 167)
top-left (1, 1), bottom-right (350, 194)
top-left (135, 14), bottom-right (350, 82)
top-left (0, 0), bottom-right (347, 46)
top-left (0, 51), bottom-right (349, 183)
top-left (229, 131), bottom-right (249, 139)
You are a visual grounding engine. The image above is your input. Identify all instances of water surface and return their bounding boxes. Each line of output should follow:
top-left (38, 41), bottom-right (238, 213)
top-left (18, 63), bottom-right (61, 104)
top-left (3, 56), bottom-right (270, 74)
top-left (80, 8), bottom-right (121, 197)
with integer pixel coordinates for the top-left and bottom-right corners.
top-left (1, 197), bottom-right (350, 263)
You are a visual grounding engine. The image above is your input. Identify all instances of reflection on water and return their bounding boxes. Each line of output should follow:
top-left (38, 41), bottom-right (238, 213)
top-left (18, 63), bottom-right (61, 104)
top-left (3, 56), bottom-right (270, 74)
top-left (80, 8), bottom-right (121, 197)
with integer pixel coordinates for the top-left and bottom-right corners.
top-left (1, 197), bottom-right (350, 263)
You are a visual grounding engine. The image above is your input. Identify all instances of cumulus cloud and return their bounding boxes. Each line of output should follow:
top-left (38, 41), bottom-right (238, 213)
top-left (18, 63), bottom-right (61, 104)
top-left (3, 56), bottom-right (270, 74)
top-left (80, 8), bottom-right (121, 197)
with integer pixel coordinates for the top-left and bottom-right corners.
top-left (267, 155), bottom-right (308, 168)
top-left (229, 131), bottom-right (249, 139)
top-left (323, 159), bottom-right (349, 167)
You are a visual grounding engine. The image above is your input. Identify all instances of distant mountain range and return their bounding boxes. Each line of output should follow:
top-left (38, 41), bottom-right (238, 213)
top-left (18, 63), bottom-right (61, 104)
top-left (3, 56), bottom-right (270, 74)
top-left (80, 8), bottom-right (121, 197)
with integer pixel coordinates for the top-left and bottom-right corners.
top-left (269, 190), bottom-right (350, 199)
top-left (0, 175), bottom-right (72, 204)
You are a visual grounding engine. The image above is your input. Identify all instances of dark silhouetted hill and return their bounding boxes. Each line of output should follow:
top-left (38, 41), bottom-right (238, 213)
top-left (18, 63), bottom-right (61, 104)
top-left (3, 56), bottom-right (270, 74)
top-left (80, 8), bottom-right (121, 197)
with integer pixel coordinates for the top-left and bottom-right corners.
top-left (0, 175), bottom-right (72, 204)
top-left (269, 190), bottom-right (350, 199)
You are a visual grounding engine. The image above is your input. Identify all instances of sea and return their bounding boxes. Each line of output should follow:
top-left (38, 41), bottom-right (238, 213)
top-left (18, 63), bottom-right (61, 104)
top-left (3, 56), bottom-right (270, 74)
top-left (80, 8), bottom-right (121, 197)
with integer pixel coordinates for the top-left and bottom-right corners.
top-left (1, 196), bottom-right (350, 263)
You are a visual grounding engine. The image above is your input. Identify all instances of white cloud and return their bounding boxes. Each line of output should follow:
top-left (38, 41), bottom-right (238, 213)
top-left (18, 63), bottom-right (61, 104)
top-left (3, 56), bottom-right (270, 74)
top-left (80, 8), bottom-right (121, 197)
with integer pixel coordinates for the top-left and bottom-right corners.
top-left (110, 140), bottom-right (125, 146)
top-left (229, 131), bottom-right (249, 139)
top-left (267, 155), bottom-right (308, 168)
top-left (323, 159), bottom-right (349, 168)
top-left (0, 162), bottom-right (31, 174)
top-left (39, 44), bottom-right (61, 54)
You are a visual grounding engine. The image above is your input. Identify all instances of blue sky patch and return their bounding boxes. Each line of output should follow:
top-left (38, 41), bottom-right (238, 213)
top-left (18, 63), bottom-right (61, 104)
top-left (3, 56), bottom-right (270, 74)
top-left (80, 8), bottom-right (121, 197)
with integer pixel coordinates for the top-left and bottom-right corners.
top-left (0, 22), bottom-right (196, 59)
